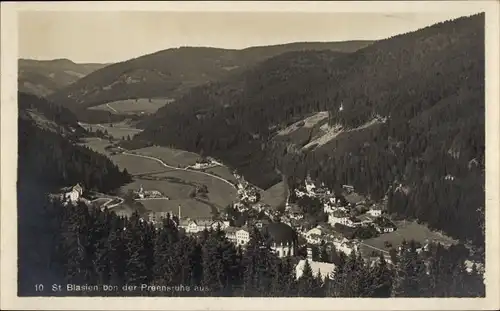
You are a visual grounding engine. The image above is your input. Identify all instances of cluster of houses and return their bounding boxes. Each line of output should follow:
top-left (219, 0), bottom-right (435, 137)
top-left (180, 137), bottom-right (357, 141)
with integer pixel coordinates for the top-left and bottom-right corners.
top-left (189, 157), bottom-right (222, 170)
top-left (234, 175), bottom-right (261, 206)
top-left (134, 185), bottom-right (167, 199)
top-left (290, 177), bottom-right (397, 234)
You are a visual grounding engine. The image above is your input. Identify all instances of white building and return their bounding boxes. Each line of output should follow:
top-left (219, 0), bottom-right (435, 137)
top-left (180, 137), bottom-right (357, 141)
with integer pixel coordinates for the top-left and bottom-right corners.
top-left (294, 189), bottom-right (307, 198)
top-left (332, 238), bottom-right (358, 256)
top-left (182, 219), bottom-right (229, 234)
top-left (304, 227), bottom-right (323, 245)
top-left (225, 226), bottom-right (250, 247)
top-left (328, 211), bottom-right (350, 227)
top-left (296, 248), bottom-right (336, 280)
top-left (265, 223), bottom-right (297, 258)
top-left (63, 183), bottom-right (83, 203)
top-left (367, 206), bottom-right (382, 217)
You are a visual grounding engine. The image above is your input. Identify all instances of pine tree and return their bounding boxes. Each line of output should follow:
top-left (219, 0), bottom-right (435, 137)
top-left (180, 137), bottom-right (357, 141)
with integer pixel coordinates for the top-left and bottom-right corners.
top-left (392, 241), bottom-right (430, 297)
top-left (297, 260), bottom-right (317, 297)
top-left (370, 252), bottom-right (393, 297)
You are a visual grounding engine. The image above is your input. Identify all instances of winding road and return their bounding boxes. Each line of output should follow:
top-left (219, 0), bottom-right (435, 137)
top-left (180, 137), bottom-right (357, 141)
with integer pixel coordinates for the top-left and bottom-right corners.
top-left (120, 150), bottom-right (237, 189)
top-left (91, 194), bottom-right (125, 209)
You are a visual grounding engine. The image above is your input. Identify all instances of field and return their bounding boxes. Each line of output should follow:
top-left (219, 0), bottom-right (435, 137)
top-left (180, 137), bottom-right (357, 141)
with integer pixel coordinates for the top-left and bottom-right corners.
top-left (121, 178), bottom-right (193, 200)
top-left (82, 125), bottom-right (237, 219)
top-left (359, 220), bottom-right (458, 256)
top-left (133, 146), bottom-right (200, 167)
top-left (112, 153), bottom-right (166, 175)
top-left (80, 137), bottom-right (112, 155)
top-left (120, 179), bottom-right (214, 219)
top-left (260, 181), bottom-right (287, 209)
top-left (203, 166), bottom-right (237, 183)
top-left (150, 171), bottom-right (237, 209)
top-left (80, 122), bottom-right (143, 139)
top-left (88, 98), bottom-right (174, 114)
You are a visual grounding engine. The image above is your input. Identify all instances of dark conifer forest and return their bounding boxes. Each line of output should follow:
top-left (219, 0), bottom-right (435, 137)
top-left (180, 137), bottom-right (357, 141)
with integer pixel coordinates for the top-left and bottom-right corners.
top-left (17, 92), bottom-right (132, 295)
top-left (43, 203), bottom-right (484, 297)
top-left (136, 14), bottom-right (485, 247)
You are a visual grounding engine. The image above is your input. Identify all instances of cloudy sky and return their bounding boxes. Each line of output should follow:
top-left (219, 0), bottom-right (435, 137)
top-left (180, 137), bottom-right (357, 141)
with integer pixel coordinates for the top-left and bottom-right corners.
top-left (18, 11), bottom-right (480, 63)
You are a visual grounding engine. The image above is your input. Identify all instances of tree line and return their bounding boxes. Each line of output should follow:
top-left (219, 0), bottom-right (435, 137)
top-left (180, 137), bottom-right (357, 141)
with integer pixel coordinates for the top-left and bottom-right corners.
top-left (46, 201), bottom-right (484, 297)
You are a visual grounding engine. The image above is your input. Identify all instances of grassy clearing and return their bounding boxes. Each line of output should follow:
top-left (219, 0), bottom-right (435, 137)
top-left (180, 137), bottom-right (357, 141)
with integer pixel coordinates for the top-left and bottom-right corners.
top-left (88, 98), bottom-right (174, 114)
top-left (261, 181), bottom-right (287, 209)
top-left (111, 154), bottom-right (166, 175)
top-left (120, 178), bottom-right (192, 200)
top-left (150, 171), bottom-right (237, 209)
top-left (203, 166), bottom-right (237, 183)
top-left (133, 146), bottom-right (200, 167)
top-left (360, 220), bottom-right (458, 256)
top-left (80, 122), bottom-right (142, 139)
top-left (80, 137), bottom-right (112, 155)
top-left (119, 178), bottom-right (215, 219)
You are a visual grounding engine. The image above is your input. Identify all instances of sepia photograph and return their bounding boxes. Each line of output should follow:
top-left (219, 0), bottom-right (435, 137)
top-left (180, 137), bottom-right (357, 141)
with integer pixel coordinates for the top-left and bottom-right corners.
top-left (1, 1), bottom-right (499, 310)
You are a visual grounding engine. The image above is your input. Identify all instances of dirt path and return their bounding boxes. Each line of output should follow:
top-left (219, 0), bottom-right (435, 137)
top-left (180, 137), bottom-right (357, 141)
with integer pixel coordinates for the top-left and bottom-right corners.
top-left (106, 103), bottom-right (119, 113)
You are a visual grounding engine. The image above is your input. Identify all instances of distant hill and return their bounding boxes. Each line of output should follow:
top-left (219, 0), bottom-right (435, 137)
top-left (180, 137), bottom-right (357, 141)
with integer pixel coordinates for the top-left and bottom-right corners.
top-left (18, 92), bottom-right (86, 138)
top-left (18, 58), bottom-right (109, 97)
top-left (135, 14), bottom-right (485, 247)
top-left (47, 41), bottom-right (373, 109)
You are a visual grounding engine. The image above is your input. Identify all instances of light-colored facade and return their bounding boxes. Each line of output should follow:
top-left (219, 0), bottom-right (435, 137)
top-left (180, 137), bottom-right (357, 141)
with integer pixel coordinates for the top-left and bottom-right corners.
top-left (63, 183), bottom-right (83, 203)
top-left (328, 214), bottom-right (350, 226)
top-left (224, 226), bottom-right (250, 246)
top-left (367, 208), bottom-right (382, 217)
top-left (271, 242), bottom-right (295, 258)
top-left (304, 227), bottom-right (323, 244)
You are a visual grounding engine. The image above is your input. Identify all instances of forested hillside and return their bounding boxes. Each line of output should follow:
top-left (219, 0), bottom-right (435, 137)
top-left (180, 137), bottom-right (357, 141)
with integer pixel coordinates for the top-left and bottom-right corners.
top-left (17, 92), bottom-right (132, 295)
top-left (48, 41), bottom-right (372, 109)
top-left (136, 13), bottom-right (485, 247)
top-left (18, 58), bottom-right (108, 97)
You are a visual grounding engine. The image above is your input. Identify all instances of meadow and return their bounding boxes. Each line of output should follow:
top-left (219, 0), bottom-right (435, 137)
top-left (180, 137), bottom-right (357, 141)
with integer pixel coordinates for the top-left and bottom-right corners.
top-left (80, 122), bottom-right (143, 139)
top-left (203, 166), bottom-right (238, 183)
top-left (82, 128), bottom-right (236, 219)
top-left (132, 146), bottom-right (200, 167)
top-left (80, 137), bottom-right (112, 155)
top-left (111, 153), bottom-right (166, 175)
top-left (88, 98), bottom-right (174, 114)
top-left (359, 220), bottom-right (458, 256)
top-left (260, 181), bottom-right (287, 209)
top-left (150, 171), bottom-right (237, 209)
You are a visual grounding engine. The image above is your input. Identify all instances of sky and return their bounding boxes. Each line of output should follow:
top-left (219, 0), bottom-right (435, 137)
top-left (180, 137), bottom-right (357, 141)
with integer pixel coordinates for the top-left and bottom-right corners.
top-left (18, 11), bottom-right (481, 63)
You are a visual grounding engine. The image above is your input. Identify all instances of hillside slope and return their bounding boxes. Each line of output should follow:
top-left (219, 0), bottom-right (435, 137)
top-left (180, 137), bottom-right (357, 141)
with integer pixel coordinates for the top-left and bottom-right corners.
top-left (47, 41), bottom-right (372, 109)
top-left (17, 92), bottom-right (132, 295)
top-left (136, 13), bottom-right (485, 247)
top-left (18, 58), bottom-right (109, 97)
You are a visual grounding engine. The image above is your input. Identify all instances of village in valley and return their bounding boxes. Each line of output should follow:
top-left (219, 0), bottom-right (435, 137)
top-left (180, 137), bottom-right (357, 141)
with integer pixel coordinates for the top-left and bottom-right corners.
top-left (58, 161), bottom-right (463, 282)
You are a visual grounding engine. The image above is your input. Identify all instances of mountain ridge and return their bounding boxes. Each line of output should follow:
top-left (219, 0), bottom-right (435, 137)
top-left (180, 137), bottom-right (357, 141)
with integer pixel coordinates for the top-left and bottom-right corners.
top-left (47, 41), bottom-right (373, 109)
top-left (135, 13), bottom-right (485, 246)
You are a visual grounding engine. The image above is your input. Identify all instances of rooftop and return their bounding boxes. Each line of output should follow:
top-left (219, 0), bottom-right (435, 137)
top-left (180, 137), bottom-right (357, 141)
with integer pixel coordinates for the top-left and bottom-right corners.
top-left (295, 259), bottom-right (336, 280)
top-left (344, 192), bottom-right (365, 205)
top-left (264, 222), bottom-right (298, 244)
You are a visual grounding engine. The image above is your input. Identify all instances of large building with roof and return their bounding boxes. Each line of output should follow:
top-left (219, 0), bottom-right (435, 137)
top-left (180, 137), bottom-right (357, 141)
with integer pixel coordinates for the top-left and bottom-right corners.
top-left (295, 248), bottom-right (336, 280)
top-left (263, 222), bottom-right (298, 258)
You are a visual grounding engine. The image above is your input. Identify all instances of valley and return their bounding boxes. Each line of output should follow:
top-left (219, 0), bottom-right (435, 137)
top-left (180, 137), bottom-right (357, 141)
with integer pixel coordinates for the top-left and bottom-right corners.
top-left (15, 12), bottom-right (487, 299)
top-left (80, 123), bottom-right (239, 220)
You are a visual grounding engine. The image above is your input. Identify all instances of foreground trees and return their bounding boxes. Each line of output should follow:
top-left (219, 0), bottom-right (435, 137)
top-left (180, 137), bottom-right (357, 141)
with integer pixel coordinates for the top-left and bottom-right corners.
top-left (47, 202), bottom-right (485, 297)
